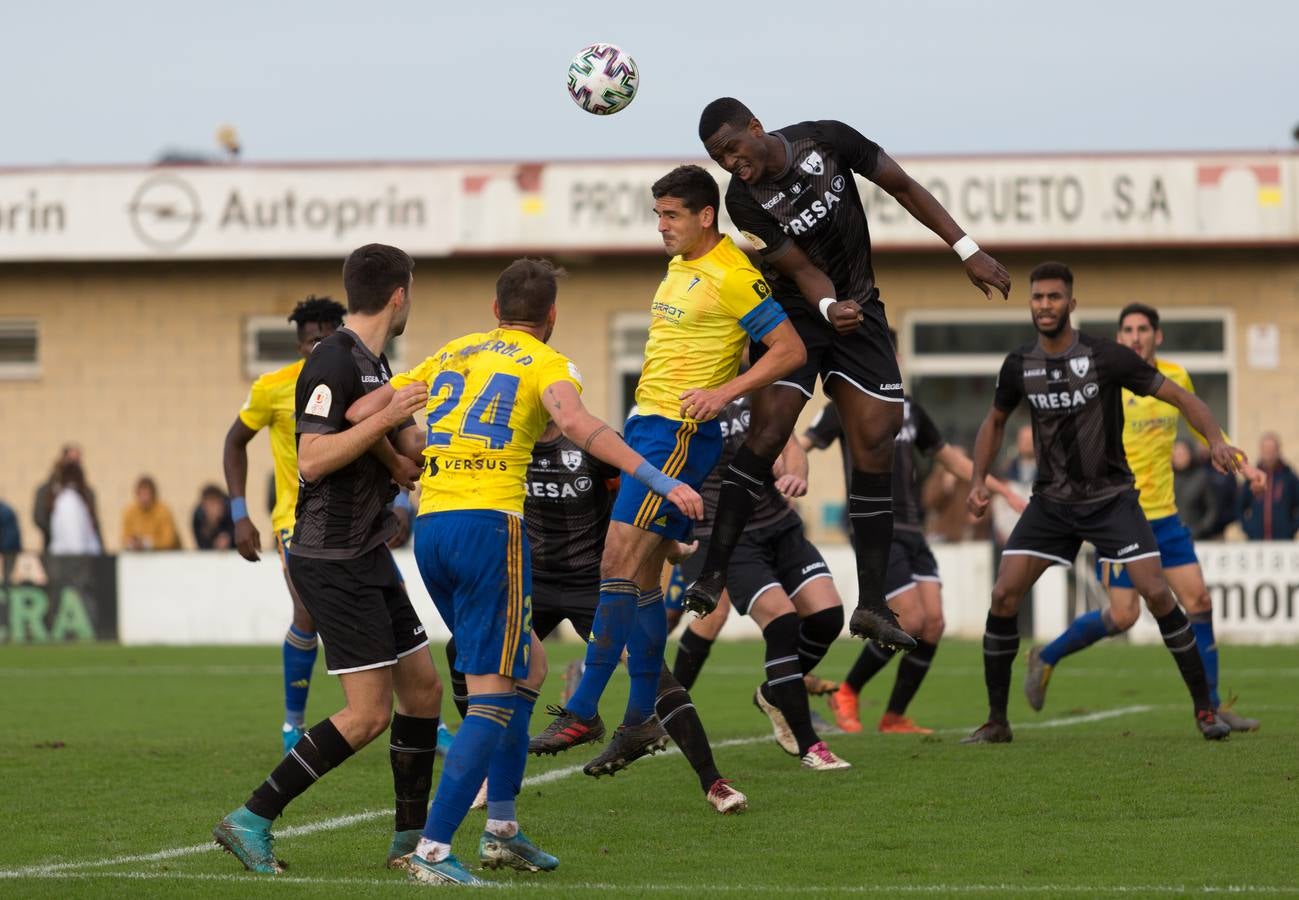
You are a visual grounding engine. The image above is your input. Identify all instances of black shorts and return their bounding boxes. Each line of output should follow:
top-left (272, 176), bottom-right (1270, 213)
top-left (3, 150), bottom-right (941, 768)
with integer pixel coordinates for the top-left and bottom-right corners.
top-left (750, 297), bottom-right (903, 403)
top-left (682, 515), bottom-right (832, 615)
top-left (884, 529), bottom-right (941, 598)
top-left (286, 545), bottom-right (428, 675)
top-left (1003, 489), bottom-right (1160, 569)
top-left (532, 573), bottom-right (598, 641)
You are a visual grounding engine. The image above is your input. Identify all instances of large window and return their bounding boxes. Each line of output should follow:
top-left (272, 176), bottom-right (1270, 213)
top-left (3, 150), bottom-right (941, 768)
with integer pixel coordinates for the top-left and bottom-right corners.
top-left (242, 316), bottom-right (402, 380)
top-left (905, 311), bottom-right (1037, 452)
top-left (904, 307), bottom-right (1235, 456)
top-left (0, 319), bottom-right (39, 380)
top-left (610, 312), bottom-right (650, 423)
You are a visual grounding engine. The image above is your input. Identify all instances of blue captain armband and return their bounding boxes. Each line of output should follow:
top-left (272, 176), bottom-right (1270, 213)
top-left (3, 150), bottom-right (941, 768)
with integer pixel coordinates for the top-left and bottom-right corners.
top-left (633, 461), bottom-right (683, 498)
top-left (739, 296), bottom-right (787, 342)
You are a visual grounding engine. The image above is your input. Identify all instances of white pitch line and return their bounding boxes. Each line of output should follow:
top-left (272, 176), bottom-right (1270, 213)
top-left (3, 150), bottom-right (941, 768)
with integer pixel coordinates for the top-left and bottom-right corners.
top-left (4, 871), bottom-right (1296, 894)
top-left (0, 704), bottom-right (1153, 881)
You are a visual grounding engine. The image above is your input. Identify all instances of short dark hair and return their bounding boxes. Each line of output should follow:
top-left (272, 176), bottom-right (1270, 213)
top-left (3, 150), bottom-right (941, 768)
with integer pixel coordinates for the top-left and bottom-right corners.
top-left (698, 97), bottom-right (754, 142)
top-left (200, 483), bottom-right (227, 503)
top-left (136, 475), bottom-right (157, 494)
top-left (1118, 302), bottom-right (1160, 331)
top-left (342, 244), bottom-right (414, 315)
top-left (651, 165), bottom-right (720, 216)
top-left (287, 295), bottom-right (346, 331)
top-left (1028, 261), bottom-right (1074, 290)
top-left (496, 258), bottom-right (566, 324)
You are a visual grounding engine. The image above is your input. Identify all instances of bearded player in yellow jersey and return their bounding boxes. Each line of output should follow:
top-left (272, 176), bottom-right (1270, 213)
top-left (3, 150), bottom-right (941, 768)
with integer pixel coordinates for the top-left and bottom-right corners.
top-left (223, 296), bottom-right (346, 754)
top-left (531, 164), bottom-right (806, 770)
top-left (1025, 303), bottom-right (1264, 731)
top-left (349, 258), bottom-right (704, 885)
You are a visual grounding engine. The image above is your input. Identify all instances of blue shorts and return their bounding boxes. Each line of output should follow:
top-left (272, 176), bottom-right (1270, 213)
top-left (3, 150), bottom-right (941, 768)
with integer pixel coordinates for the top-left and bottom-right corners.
top-left (413, 510), bottom-right (531, 679)
top-left (610, 414), bottom-right (723, 541)
top-left (1095, 513), bottom-right (1198, 589)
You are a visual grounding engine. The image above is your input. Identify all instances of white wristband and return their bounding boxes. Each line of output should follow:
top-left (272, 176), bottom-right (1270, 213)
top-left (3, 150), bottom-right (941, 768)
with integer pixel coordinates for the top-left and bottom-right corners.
top-left (818, 297), bottom-right (836, 322)
top-left (953, 235), bottom-right (980, 261)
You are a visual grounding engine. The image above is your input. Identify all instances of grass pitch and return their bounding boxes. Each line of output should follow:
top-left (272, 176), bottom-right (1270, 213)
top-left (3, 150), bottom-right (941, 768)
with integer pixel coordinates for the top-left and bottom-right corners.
top-left (2, 637), bottom-right (1296, 898)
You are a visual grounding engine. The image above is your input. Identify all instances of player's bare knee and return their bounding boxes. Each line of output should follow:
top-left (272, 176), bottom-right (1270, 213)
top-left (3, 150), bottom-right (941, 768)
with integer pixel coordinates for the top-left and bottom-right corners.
top-left (922, 614), bottom-right (946, 644)
top-left (745, 420), bottom-right (788, 460)
top-left (1140, 585), bottom-right (1177, 617)
top-left (1107, 604), bottom-right (1139, 632)
top-left (989, 582), bottom-right (1022, 617)
top-left (1183, 589), bottom-right (1212, 615)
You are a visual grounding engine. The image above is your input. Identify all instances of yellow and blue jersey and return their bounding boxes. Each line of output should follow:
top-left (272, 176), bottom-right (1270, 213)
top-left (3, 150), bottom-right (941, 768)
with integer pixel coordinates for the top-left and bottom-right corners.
top-left (1122, 357), bottom-right (1229, 520)
top-left (635, 235), bottom-right (785, 422)
top-left (238, 358), bottom-right (304, 534)
top-left (390, 328), bottom-right (582, 517)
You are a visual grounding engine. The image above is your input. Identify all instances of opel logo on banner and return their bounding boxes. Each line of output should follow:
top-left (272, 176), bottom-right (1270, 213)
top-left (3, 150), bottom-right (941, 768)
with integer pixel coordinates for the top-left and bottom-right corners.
top-left (128, 174), bottom-right (202, 251)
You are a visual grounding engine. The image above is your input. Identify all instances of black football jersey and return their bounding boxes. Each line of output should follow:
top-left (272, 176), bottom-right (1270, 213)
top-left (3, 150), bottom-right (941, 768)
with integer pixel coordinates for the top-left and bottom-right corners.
top-left (994, 332), bottom-right (1165, 504)
top-left (725, 120), bottom-right (883, 308)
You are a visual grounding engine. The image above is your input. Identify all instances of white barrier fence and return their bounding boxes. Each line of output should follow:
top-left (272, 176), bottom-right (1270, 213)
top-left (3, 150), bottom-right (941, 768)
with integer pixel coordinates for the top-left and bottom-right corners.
top-left (116, 541), bottom-right (1299, 646)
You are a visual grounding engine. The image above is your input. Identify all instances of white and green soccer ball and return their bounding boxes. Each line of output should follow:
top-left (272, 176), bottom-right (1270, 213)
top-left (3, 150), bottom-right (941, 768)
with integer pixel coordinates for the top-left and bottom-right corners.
top-left (567, 43), bottom-right (639, 115)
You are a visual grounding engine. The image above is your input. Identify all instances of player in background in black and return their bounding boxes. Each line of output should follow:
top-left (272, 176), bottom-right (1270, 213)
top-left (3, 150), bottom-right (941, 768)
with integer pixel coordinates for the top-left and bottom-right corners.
top-left (803, 331), bottom-right (1026, 734)
top-left (693, 98), bottom-right (1011, 652)
top-left (675, 394), bottom-right (851, 770)
top-left (963, 262), bottom-right (1240, 744)
top-left (440, 420), bottom-right (748, 814)
top-left (214, 244), bottom-right (443, 873)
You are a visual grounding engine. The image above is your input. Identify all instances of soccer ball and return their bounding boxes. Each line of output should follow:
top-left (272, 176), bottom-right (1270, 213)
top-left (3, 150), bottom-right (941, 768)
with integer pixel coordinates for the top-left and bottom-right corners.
top-left (567, 43), bottom-right (639, 115)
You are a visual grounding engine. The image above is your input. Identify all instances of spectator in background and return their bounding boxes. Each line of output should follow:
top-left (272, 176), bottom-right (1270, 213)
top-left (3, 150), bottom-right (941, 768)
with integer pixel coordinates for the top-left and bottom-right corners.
top-left (33, 444), bottom-right (98, 551)
top-left (0, 496), bottom-right (21, 552)
top-left (1201, 441), bottom-right (1241, 541)
top-left (193, 484), bottom-right (236, 550)
top-left (1172, 438), bottom-right (1219, 539)
top-left (121, 476), bottom-right (180, 551)
top-left (1238, 432), bottom-right (1299, 541)
top-left (48, 461), bottom-right (103, 555)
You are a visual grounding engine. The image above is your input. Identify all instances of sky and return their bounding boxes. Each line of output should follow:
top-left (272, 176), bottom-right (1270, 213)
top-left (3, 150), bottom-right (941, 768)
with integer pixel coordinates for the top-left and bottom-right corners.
top-left (3, 0), bottom-right (1297, 167)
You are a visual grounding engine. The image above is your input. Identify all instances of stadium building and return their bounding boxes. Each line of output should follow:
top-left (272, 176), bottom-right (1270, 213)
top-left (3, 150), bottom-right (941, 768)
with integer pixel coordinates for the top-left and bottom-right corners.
top-left (2, 151), bottom-right (1296, 556)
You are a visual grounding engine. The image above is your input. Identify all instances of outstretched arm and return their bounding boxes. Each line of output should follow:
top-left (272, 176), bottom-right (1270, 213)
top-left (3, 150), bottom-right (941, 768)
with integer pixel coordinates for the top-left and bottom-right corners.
top-left (968, 406), bottom-right (1011, 519)
top-left (869, 151), bottom-right (1011, 301)
top-left (542, 380), bottom-right (703, 521)
top-left (934, 443), bottom-right (1026, 514)
top-left (1155, 379), bottom-right (1243, 475)
top-left (679, 319), bottom-right (806, 422)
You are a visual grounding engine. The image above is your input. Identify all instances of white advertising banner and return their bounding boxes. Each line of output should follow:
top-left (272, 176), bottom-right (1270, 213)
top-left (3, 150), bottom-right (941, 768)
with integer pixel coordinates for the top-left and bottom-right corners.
top-left (0, 152), bottom-right (1295, 261)
top-left (0, 166), bottom-right (458, 261)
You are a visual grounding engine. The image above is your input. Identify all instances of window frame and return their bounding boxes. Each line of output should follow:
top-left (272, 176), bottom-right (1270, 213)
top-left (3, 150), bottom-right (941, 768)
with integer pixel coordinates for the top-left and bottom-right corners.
top-left (0, 318), bottom-right (40, 380)
top-left (609, 311), bottom-right (651, 423)
top-left (904, 306), bottom-right (1236, 439)
top-left (242, 315), bottom-right (402, 380)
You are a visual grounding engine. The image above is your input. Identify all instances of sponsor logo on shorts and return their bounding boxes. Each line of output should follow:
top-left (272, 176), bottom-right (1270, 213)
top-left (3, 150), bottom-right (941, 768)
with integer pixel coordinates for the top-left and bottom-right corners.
top-left (801, 562), bottom-right (827, 574)
top-left (1116, 542), bottom-right (1140, 556)
top-left (653, 515), bottom-right (668, 527)
top-left (880, 382), bottom-right (903, 392)
top-left (414, 625), bottom-right (426, 635)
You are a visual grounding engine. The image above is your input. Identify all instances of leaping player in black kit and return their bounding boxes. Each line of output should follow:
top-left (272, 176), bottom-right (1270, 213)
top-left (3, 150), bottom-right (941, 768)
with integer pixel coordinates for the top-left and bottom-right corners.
top-left (692, 98), bottom-right (1012, 650)
top-left (963, 262), bottom-right (1240, 744)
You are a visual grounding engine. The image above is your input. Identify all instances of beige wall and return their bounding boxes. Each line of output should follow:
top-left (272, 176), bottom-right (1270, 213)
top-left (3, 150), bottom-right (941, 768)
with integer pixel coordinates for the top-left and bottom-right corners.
top-left (2, 248), bottom-right (1296, 551)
